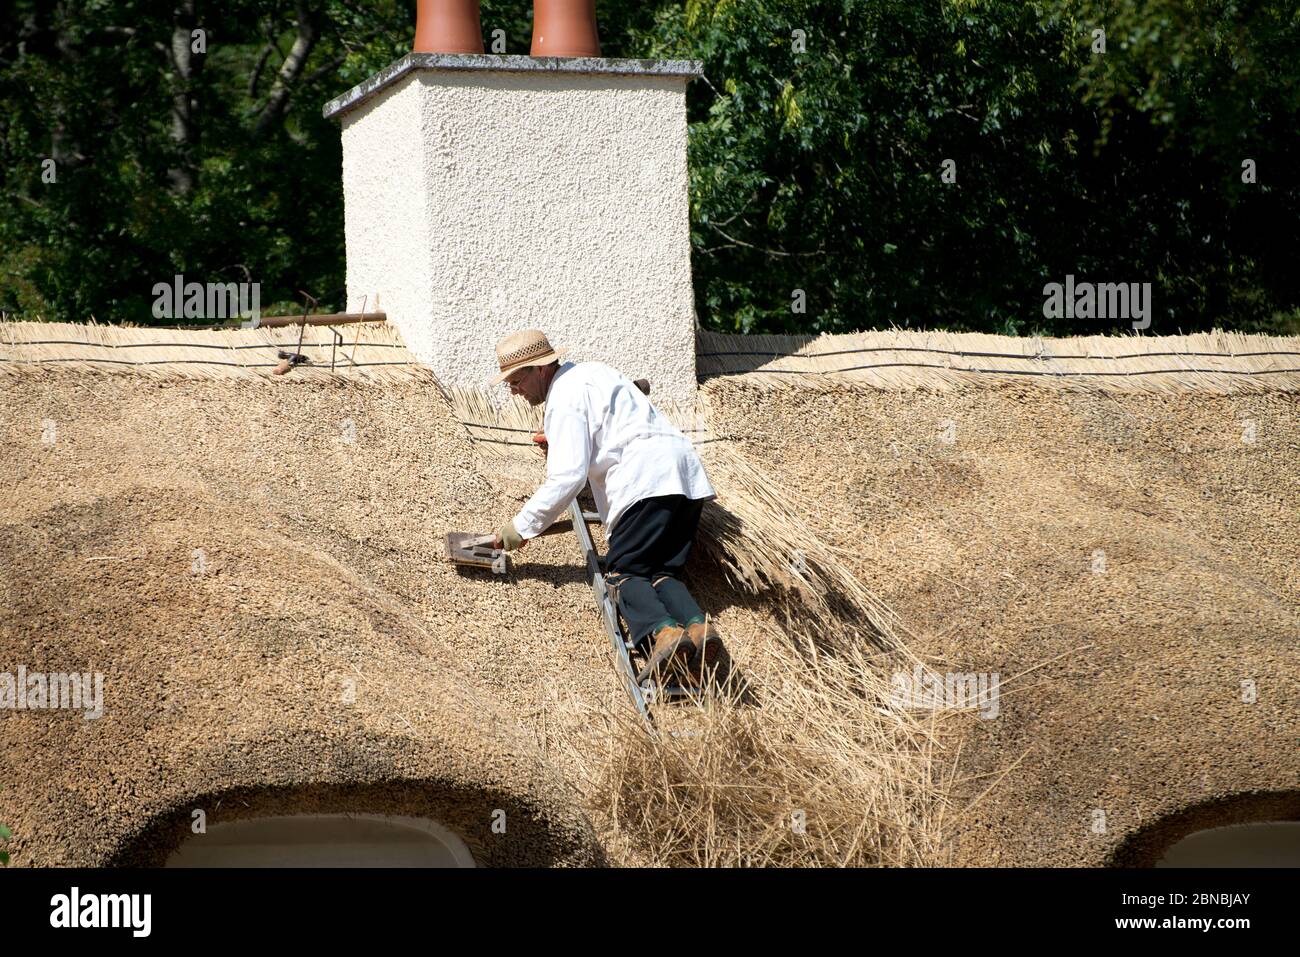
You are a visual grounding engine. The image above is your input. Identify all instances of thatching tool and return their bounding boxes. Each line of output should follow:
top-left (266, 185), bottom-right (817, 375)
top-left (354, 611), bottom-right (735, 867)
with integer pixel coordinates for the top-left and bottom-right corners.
top-left (273, 350), bottom-right (310, 375)
top-left (445, 532), bottom-right (509, 574)
top-left (443, 517), bottom-right (582, 575)
top-left (255, 310), bottom-right (386, 328)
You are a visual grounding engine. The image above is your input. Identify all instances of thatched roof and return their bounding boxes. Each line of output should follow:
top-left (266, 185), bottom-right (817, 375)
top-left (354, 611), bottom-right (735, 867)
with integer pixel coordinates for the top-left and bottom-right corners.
top-left (0, 344), bottom-right (601, 866)
top-left (2, 321), bottom-right (1296, 866)
top-left (0, 319), bottom-right (425, 383)
top-left (700, 338), bottom-right (1300, 865)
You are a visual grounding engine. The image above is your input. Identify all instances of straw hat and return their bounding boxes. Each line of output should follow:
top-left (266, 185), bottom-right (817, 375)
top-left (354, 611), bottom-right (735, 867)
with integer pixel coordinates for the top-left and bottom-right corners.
top-left (491, 329), bottom-right (568, 384)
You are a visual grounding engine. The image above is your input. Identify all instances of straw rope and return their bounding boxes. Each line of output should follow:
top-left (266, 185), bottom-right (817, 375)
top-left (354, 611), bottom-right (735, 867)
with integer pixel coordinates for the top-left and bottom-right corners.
top-left (0, 320), bottom-right (435, 384)
top-left (697, 329), bottom-right (1300, 393)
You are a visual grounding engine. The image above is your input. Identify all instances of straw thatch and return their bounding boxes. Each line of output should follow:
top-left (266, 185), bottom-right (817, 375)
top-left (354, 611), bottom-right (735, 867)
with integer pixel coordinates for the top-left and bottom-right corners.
top-left (0, 340), bottom-right (939, 867)
top-left (564, 616), bottom-right (947, 867)
top-left (0, 369), bottom-right (606, 866)
top-left (0, 320), bottom-right (433, 384)
top-left (699, 329), bottom-right (1300, 393)
top-left (4, 321), bottom-right (1295, 867)
top-left (703, 371), bottom-right (1300, 865)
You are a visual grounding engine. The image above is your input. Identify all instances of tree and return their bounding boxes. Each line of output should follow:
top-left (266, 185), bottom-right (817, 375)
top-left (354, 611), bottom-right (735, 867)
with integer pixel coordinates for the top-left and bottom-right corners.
top-left (2, 0), bottom-right (1297, 335)
top-left (654, 0), bottom-right (1300, 335)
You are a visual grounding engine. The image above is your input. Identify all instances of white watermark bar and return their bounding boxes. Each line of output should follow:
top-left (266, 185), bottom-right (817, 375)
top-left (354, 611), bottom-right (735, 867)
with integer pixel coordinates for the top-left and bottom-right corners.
top-left (890, 665), bottom-right (1000, 719)
top-left (50, 887), bottom-right (151, 937)
top-left (1042, 274), bottom-right (1153, 330)
top-left (0, 666), bottom-right (104, 719)
top-left (152, 273), bottom-right (260, 322)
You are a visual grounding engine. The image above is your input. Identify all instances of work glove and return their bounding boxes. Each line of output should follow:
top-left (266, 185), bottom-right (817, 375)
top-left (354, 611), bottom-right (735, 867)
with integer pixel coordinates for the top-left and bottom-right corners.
top-left (495, 521), bottom-right (525, 552)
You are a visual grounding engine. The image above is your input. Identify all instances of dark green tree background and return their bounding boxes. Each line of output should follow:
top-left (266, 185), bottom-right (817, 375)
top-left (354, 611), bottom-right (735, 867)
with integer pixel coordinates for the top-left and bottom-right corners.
top-left (2, 0), bottom-right (1297, 335)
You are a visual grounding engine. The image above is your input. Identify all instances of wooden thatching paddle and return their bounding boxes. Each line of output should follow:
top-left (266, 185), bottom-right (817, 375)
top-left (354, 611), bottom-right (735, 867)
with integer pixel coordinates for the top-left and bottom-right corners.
top-left (444, 517), bottom-right (584, 574)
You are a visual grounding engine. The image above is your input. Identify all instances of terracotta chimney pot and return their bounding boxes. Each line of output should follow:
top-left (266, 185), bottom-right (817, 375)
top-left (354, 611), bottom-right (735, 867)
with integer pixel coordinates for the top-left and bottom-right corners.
top-left (414, 0), bottom-right (484, 55)
top-left (531, 0), bottom-right (601, 58)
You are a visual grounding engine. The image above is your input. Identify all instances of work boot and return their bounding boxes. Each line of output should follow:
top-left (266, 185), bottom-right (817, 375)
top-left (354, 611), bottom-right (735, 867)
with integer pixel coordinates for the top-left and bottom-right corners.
top-left (685, 620), bottom-right (724, 680)
top-left (635, 625), bottom-right (693, 685)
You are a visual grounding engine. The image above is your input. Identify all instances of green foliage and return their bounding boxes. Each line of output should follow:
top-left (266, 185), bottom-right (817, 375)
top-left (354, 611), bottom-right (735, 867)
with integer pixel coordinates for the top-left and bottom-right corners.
top-left (1, 1), bottom-right (1297, 335)
top-left (666, 0), bottom-right (1300, 334)
top-left (1, 0), bottom-right (405, 322)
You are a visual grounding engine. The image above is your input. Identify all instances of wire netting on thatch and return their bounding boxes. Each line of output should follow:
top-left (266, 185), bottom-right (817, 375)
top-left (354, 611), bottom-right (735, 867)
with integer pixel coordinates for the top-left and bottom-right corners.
top-left (698, 329), bottom-right (1300, 394)
top-left (0, 320), bottom-right (434, 384)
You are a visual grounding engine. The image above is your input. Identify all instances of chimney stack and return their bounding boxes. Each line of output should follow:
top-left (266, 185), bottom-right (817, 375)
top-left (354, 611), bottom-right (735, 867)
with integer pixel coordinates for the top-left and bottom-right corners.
top-left (323, 8), bottom-right (702, 406)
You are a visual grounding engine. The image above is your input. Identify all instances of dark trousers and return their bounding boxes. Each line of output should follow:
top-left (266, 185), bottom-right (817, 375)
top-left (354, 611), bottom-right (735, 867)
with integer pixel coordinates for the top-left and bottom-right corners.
top-left (604, 494), bottom-right (707, 645)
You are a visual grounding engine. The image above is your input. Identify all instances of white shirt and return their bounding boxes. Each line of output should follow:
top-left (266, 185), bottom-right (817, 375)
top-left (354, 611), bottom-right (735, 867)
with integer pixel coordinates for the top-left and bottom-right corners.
top-left (511, 361), bottom-right (715, 539)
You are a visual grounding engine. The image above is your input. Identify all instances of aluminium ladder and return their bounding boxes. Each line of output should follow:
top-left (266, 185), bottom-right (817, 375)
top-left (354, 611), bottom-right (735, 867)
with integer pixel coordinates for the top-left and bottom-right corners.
top-left (568, 501), bottom-right (697, 727)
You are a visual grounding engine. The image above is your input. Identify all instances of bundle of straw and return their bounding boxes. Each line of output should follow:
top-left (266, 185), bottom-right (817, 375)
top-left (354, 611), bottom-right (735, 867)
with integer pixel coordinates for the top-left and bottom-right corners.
top-left (692, 440), bottom-right (906, 655)
top-left (558, 618), bottom-right (948, 867)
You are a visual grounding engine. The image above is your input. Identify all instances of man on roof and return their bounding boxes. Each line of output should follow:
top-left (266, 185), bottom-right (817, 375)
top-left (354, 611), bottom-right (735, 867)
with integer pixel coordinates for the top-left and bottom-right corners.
top-left (490, 329), bottom-right (724, 684)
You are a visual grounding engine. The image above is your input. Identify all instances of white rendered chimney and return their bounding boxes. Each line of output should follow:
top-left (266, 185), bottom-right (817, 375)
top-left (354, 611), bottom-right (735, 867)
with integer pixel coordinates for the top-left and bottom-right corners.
top-left (324, 54), bottom-right (704, 406)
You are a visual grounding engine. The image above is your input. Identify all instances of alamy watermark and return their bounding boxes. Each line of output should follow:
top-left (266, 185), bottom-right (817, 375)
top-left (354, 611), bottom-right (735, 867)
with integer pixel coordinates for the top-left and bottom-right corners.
top-left (890, 666), bottom-right (1000, 719)
top-left (1, 666), bottom-right (103, 719)
top-left (152, 273), bottom-right (260, 322)
top-left (1042, 275), bottom-right (1152, 331)
top-left (50, 887), bottom-right (150, 937)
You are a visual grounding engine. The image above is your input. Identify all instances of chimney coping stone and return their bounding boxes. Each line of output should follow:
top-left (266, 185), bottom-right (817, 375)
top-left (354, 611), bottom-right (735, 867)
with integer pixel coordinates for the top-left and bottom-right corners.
top-left (323, 53), bottom-right (704, 120)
